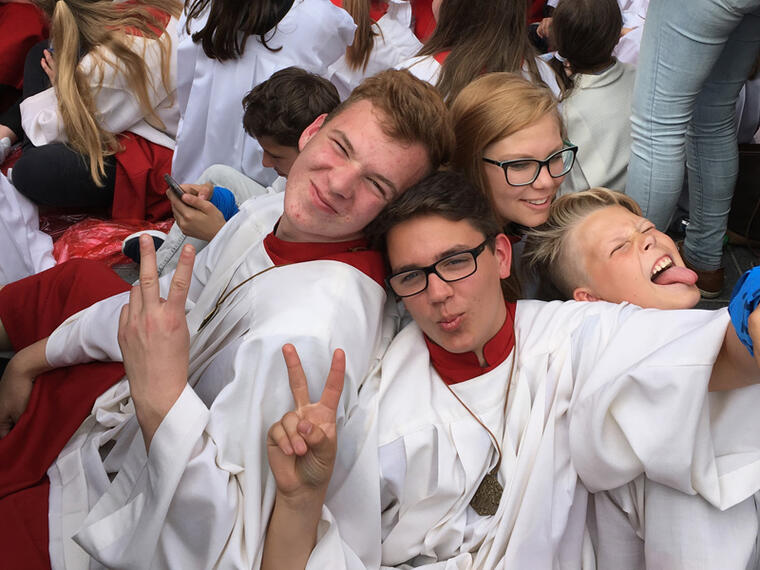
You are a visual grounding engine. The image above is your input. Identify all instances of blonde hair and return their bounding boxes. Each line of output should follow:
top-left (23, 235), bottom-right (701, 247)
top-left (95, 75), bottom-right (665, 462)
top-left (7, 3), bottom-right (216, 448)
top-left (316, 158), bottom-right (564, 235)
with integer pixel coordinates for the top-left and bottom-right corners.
top-left (523, 187), bottom-right (642, 298)
top-left (34, 0), bottom-right (181, 185)
top-left (450, 72), bottom-right (562, 228)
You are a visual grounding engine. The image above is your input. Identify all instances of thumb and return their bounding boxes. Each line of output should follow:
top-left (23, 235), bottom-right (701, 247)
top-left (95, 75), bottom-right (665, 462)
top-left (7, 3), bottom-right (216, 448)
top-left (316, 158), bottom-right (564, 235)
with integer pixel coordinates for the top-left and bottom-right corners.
top-left (297, 420), bottom-right (333, 455)
top-left (296, 420), bottom-right (335, 488)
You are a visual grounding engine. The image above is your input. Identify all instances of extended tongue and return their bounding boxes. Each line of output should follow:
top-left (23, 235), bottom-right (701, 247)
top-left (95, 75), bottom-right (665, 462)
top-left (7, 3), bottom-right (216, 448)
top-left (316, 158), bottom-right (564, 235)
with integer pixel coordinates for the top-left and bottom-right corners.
top-left (653, 265), bottom-right (698, 286)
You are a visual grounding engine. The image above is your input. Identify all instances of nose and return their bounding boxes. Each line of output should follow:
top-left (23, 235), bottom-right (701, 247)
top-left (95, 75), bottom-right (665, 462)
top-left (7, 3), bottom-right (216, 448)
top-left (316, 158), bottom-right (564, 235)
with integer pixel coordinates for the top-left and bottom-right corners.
top-left (532, 163), bottom-right (555, 190)
top-left (261, 152), bottom-right (274, 169)
top-left (426, 272), bottom-right (454, 302)
top-left (328, 162), bottom-right (360, 200)
top-left (639, 230), bottom-right (656, 251)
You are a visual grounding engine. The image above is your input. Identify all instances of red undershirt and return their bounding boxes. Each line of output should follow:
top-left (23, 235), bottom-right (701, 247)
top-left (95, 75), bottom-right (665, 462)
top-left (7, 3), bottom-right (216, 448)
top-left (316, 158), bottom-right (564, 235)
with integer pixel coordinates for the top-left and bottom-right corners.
top-left (425, 301), bottom-right (517, 385)
top-left (263, 227), bottom-right (387, 287)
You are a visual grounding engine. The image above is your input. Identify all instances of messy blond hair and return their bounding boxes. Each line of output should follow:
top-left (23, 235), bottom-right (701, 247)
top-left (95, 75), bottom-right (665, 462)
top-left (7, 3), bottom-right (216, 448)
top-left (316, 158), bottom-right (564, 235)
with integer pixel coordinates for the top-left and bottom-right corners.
top-left (523, 187), bottom-right (641, 298)
top-left (326, 69), bottom-right (454, 171)
top-left (34, 0), bottom-right (181, 185)
top-left (450, 72), bottom-right (562, 229)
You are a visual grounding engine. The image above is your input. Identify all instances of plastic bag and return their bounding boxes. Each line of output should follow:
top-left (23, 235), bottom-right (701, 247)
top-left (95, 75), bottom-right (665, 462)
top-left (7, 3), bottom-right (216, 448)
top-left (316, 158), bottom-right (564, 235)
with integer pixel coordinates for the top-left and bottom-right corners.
top-left (53, 217), bottom-right (174, 267)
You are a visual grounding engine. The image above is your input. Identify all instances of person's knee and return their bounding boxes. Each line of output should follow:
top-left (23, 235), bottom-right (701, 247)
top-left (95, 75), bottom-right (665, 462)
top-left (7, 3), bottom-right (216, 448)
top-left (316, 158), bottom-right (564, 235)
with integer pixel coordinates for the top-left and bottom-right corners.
top-left (9, 151), bottom-right (43, 202)
top-left (197, 164), bottom-right (241, 186)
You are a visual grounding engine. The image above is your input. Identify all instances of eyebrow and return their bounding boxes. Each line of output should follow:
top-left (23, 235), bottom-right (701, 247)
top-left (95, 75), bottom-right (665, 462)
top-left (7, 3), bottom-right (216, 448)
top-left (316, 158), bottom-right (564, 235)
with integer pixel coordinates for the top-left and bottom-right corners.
top-left (335, 129), bottom-right (398, 197)
top-left (495, 144), bottom-right (566, 162)
top-left (391, 244), bottom-right (476, 273)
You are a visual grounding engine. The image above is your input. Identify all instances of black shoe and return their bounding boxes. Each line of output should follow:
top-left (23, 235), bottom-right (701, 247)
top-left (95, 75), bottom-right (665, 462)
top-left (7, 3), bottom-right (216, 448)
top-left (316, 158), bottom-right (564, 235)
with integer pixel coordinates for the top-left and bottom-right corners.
top-left (121, 230), bottom-right (167, 264)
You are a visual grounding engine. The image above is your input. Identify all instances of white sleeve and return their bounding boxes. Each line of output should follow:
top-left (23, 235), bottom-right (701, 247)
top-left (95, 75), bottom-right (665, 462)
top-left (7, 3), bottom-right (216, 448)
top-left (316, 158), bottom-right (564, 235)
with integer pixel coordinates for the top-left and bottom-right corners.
top-left (569, 305), bottom-right (760, 510)
top-left (20, 20), bottom-right (176, 146)
top-left (73, 267), bottom-right (388, 568)
top-left (43, 195), bottom-right (263, 368)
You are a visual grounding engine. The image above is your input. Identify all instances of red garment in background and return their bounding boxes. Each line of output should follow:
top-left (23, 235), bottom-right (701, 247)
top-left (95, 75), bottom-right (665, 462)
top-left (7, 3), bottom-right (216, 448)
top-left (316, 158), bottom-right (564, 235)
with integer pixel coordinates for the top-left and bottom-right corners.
top-left (0, 259), bottom-right (131, 569)
top-left (112, 132), bottom-right (173, 221)
top-left (528, 0), bottom-right (547, 23)
top-left (0, 3), bottom-right (48, 89)
top-left (411, 0), bottom-right (435, 41)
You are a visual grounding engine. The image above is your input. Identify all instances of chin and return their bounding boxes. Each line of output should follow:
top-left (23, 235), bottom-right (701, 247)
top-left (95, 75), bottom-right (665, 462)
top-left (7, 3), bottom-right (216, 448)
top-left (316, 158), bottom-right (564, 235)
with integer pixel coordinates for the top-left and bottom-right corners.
top-left (651, 289), bottom-right (701, 310)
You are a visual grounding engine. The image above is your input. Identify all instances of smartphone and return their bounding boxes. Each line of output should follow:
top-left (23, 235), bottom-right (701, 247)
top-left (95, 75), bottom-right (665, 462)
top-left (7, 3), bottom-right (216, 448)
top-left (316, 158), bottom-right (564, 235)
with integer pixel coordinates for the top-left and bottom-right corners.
top-left (164, 173), bottom-right (185, 199)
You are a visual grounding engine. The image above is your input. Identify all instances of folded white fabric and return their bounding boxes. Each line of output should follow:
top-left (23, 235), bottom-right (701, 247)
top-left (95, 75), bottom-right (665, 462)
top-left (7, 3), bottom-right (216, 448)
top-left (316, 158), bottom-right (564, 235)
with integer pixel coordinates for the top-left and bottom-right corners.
top-left (0, 171), bottom-right (55, 284)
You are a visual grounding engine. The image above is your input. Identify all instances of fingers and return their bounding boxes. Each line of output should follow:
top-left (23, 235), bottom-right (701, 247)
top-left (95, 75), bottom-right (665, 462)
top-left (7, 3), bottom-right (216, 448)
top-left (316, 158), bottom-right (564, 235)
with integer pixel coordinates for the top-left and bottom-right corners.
top-left (319, 349), bottom-right (345, 412)
top-left (167, 244), bottom-right (195, 311)
top-left (197, 183), bottom-right (215, 201)
top-left (282, 344), bottom-right (311, 409)
top-left (268, 411), bottom-right (308, 456)
top-left (137, 234), bottom-right (161, 309)
top-left (182, 192), bottom-right (216, 213)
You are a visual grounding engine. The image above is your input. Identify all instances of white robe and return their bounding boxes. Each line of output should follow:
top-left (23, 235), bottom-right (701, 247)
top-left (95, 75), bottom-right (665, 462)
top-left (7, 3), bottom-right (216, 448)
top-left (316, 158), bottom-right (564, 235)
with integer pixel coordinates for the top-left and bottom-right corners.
top-left (0, 171), bottom-right (54, 285)
top-left (42, 192), bottom-right (393, 569)
top-left (20, 17), bottom-right (180, 150)
top-left (559, 59), bottom-right (636, 195)
top-left (397, 54), bottom-right (563, 98)
top-left (170, 0), bottom-right (355, 186)
top-left (328, 0), bottom-right (423, 100)
top-left (304, 300), bottom-right (760, 568)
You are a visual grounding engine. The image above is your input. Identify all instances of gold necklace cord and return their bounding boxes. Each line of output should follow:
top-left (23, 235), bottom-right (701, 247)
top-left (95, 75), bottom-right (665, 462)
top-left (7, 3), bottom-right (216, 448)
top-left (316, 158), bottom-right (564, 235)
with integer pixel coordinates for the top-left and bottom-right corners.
top-left (441, 340), bottom-right (516, 478)
top-left (198, 264), bottom-right (284, 331)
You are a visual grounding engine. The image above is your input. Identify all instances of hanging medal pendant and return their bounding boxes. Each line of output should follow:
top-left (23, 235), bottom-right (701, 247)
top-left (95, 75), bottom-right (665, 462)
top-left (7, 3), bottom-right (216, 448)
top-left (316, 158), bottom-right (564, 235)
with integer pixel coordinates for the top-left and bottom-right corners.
top-left (469, 470), bottom-right (503, 516)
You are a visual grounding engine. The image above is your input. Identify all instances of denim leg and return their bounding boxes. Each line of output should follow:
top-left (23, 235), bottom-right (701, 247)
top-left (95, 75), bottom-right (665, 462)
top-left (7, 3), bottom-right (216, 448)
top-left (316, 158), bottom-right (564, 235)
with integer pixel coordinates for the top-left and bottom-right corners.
top-left (683, 9), bottom-right (760, 270)
top-left (626, 0), bottom-right (760, 231)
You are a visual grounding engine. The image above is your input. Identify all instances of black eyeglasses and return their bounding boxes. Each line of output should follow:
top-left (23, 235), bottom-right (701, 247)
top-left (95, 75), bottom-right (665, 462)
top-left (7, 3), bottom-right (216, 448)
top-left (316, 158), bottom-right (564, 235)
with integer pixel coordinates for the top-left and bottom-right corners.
top-left (386, 238), bottom-right (492, 297)
top-left (482, 145), bottom-right (578, 186)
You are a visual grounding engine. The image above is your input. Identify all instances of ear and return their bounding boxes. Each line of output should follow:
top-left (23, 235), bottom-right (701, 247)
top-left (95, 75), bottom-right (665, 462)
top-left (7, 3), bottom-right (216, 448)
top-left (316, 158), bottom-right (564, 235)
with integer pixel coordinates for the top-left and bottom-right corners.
top-left (298, 113), bottom-right (328, 152)
top-left (493, 233), bottom-right (512, 279)
top-left (573, 287), bottom-right (600, 302)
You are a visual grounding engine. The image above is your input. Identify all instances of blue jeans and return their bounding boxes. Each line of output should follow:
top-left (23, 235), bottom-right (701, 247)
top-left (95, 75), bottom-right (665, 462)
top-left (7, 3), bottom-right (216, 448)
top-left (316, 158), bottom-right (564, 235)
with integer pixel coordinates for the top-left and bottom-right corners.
top-left (626, 0), bottom-right (760, 270)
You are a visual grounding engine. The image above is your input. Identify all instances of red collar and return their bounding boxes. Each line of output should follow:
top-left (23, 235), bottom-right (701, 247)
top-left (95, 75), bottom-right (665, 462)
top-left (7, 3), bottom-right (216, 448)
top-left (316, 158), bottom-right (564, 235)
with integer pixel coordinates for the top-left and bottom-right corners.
top-left (425, 301), bottom-right (516, 385)
top-left (263, 227), bottom-right (386, 287)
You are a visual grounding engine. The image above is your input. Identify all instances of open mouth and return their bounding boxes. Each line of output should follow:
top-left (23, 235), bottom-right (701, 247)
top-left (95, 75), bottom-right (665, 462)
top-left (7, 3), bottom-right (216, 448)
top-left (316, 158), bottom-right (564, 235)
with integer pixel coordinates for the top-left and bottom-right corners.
top-left (650, 255), bottom-right (674, 282)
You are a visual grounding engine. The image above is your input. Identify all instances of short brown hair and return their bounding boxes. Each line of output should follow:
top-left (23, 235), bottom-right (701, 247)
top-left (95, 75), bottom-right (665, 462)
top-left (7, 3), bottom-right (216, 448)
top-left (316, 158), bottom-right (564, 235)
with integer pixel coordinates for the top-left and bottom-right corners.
top-left (326, 69), bottom-right (455, 172)
top-left (364, 171), bottom-right (501, 250)
top-left (552, 0), bottom-right (622, 72)
top-left (364, 170), bottom-right (520, 300)
top-left (523, 187), bottom-right (641, 298)
top-left (450, 73), bottom-right (562, 226)
top-left (242, 67), bottom-right (340, 147)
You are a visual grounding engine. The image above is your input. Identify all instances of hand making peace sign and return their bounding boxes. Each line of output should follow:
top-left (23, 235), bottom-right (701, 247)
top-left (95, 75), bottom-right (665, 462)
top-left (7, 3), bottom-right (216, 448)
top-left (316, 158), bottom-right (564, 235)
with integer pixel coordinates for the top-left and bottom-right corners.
top-left (118, 234), bottom-right (195, 448)
top-left (267, 344), bottom-right (346, 501)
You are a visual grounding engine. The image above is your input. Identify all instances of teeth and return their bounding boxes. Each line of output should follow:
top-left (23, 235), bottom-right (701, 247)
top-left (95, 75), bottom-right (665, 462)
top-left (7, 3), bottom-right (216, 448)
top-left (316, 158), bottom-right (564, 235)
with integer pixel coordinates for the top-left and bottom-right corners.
top-left (525, 198), bottom-right (549, 205)
top-left (651, 257), bottom-right (673, 277)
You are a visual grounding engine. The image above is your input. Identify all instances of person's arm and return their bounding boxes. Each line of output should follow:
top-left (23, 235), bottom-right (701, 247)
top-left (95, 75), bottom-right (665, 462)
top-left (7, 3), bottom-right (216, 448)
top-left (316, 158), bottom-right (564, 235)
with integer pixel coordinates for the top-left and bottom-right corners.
top-left (0, 337), bottom-right (51, 437)
top-left (118, 234), bottom-right (194, 448)
top-left (262, 345), bottom-right (345, 570)
top-left (708, 316), bottom-right (760, 391)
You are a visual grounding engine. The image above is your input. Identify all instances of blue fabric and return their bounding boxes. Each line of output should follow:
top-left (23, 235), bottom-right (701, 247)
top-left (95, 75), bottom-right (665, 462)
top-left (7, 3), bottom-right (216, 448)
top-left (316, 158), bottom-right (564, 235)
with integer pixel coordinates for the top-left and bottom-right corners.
top-left (210, 186), bottom-right (239, 221)
top-left (728, 266), bottom-right (760, 356)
